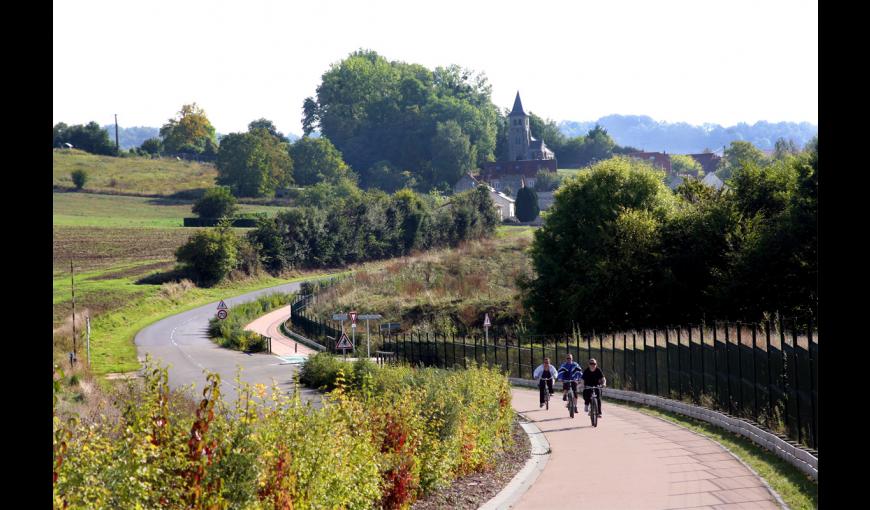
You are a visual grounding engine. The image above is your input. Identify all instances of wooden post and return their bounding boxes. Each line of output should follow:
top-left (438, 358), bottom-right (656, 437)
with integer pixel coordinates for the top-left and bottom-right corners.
top-left (70, 261), bottom-right (77, 365)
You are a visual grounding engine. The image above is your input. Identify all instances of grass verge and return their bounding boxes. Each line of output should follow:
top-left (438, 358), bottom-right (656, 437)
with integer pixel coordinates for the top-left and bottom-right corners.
top-left (611, 400), bottom-right (817, 510)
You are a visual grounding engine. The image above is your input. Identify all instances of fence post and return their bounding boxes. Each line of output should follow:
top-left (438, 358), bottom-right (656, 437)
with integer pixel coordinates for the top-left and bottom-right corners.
top-left (676, 327), bottom-right (682, 401)
top-left (808, 317), bottom-right (817, 449)
top-left (725, 323), bottom-right (733, 415)
top-left (766, 320), bottom-right (774, 425)
top-left (737, 323), bottom-right (744, 417)
top-left (665, 328), bottom-right (670, 397)
top-left (688, 326), bottom-right (694, 400)
top-left (462, 334), bottom-right (467, 369)
top-left (700, 324), bottom-right (706, 397)
top-left (633, 332), bottom-right (638, 392)
top-left (506, 334), bottom-right (511, 374)
top-left (791, 319), bottom-right (802, 446)
top-left (752, 323), bottom-right (759, 424)
top-left (779, 315), bottom-right (790, 438)
top-left (623, 333), bottom-right (627, 390)
top-left (586, 332), bottom-right (592, 362)
top-left (652, 330), bottom-right (659, 396)
top-left (641, 330), bottom-right (648, 394)
top-left (517, 335), bottom-right (522, 378)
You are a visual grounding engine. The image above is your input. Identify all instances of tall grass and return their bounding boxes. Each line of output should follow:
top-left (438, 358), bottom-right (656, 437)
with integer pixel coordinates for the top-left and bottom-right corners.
top-left (54, 356), bottom-right (514, 509)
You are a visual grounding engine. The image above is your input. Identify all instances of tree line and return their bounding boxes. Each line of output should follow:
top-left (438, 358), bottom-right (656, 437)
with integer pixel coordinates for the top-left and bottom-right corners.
top-left (521, 139), bottom-right (818, 333)
top-left (176, 185), bottom-right (499, 286)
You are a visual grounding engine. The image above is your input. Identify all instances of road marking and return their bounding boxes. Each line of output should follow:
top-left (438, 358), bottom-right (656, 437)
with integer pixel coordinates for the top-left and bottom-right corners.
top-left (170, 317), bottom-right (204, 370)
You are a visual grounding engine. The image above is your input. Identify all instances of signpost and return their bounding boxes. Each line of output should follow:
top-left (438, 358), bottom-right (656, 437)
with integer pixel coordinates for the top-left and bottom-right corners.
top-left (350, 311), bottom-right (357, 351)
top-left (358, 314), bottom-right (382, 358)
top-left (484, 313), bottom-right (491, 346)
top-left (336, 332), bottom-right (353, 360)
top-left (333, 311), bottom-right (383, 359)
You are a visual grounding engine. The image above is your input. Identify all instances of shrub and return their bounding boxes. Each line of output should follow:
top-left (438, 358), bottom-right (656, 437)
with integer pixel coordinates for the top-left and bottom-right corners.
top-left (71, 169), bottom-right (88, 190)
top-left (175, 224), bottom-right (239, 286)
top-left (54, 356), bottom-right (514, 509)
top-left (298, 352), bottom-right (344, 390)
top-left (192, 186), bottom-right (238, 219)
top-left (515, 186), bottom-right (539, 222)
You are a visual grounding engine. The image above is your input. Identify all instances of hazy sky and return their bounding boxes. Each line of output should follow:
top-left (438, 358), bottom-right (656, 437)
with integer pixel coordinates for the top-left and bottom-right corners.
top-left (53, 0), bottom-right (817, 135)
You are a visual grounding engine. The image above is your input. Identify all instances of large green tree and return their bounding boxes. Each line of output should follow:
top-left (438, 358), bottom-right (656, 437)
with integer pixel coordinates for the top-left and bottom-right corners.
top-left (515, 186), bottom-right (539, 222)
top-left (289, 136), bottom-right (353, 186)
top-left (522, 156), bottom-right (676, 332)
top-left (717, 140), bottom-right (767, 180)
top-left (160, 103), bottom-right (218, 158)
top-left (302, 50), bottom-right (498, 191)
top-left (216, 127), bottom-right (294, 197)
top-left (430, 120), bottom-right (475, 189)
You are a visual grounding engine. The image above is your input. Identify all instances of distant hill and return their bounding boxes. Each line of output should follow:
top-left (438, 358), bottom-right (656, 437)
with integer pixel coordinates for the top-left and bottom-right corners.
top-left (104, 125), bottom-right (301, 149)
top-left (101, 125), bottom-right (159, 150)
top-left (558, 115), bottom-right (817, 154)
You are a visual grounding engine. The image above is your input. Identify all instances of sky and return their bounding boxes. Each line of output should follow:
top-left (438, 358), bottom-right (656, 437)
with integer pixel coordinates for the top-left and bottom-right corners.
top-left (53, 0), bottom-right (817, 136)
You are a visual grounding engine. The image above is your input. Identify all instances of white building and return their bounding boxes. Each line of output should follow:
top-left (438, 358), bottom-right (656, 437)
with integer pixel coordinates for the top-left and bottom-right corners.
top-left (488, 187), bottom-right (515, 221)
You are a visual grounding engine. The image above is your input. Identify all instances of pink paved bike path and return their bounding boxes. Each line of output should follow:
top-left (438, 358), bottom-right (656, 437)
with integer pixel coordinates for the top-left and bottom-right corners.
top-left (244, 305), bottom-right (316, 357)
top-left (510, 388), bottom-right (781, 510)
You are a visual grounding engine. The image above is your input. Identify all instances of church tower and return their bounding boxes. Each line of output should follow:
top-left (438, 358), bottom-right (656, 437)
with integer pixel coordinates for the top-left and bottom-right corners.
top-left (508, 91), bottom-right (530, 161)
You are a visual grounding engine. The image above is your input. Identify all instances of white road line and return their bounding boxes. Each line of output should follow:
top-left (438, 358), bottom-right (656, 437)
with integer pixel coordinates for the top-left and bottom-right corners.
top-left (169, 316), bottom-right (204, 370)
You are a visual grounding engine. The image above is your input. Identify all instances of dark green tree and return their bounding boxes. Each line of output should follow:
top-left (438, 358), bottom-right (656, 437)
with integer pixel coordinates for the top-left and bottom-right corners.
top-left (515, 186), bottom-right (539, 222)
top-left (71, 169), bottom-right (88, 190)
top-left (289, 136), bottom-right (353, 186)
top-left (175, 224), bottom-right (240, 286)
top-left (140, 137), bottom-right (163, 156)
top-left (216, 128), bottom-right (294, 197)
top-left (192, 186), bottom-right (238, 219)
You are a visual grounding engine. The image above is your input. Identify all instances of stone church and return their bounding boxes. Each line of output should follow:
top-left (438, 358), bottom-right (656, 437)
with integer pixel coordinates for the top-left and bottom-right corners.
top-left (479, 91), bottom-right (557, 195)
top-left (507, 91), bottom-right (556, 161)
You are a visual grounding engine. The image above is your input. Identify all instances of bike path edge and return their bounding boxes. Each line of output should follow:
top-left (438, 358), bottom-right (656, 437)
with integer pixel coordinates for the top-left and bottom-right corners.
top-left (479, 413), bottom-right (551, 510)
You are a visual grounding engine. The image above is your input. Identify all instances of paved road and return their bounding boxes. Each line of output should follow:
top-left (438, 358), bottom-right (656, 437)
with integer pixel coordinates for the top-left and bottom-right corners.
top-left (135, 281), bottom-right (323, 404)
top-left (244, 304), bottom-right (318, 358)
top-left (510, 388), bottom-right (782, 510)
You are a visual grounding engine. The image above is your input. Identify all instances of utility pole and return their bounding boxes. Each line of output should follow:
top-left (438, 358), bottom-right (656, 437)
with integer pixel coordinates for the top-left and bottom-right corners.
top-left (115, 114), bottom-right (120, 152)
top-left (86, 315), bottom-right (91, 365)
top-left (70, 261), bottom-right (77, 365)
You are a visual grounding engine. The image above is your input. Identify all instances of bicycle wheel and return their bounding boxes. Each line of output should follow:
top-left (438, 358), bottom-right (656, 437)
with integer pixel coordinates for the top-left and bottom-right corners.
top-left (568, 390), bottom-right (575, 418)
top-left (590, 394), bottom-right (598, 427)
top-left (545, 390), bottom-right (549, 410)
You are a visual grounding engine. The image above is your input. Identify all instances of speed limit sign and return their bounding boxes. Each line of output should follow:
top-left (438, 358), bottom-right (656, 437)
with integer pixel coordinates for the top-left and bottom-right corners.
top-left (217, 309), bottom-right (228, 320)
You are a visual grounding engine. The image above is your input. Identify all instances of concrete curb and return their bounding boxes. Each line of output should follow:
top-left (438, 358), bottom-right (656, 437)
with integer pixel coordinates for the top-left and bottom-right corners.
top-left (478, 412), bottom-right (551, 510)
top-left (509, 377), bottom-right (817, 481)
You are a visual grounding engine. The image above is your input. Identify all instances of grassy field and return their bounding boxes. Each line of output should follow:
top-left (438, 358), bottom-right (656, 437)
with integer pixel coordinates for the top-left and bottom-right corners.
top-left (54, 192), bottom-right (285, 228)
top-left (307, 226), bottom-right (536, 335)
top-left (557, 168), bottom-right (585, 178)
top-left (613, 400), bottom-right (817, 510)
top-left (53, 149), bottom-right (217, 195)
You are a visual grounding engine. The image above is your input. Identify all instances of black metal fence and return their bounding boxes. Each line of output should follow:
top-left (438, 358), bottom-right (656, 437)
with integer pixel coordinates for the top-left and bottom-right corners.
top-left (289, 294), bottom-right (817, 450)
top-left (378, 320), bottom-right (817, 451)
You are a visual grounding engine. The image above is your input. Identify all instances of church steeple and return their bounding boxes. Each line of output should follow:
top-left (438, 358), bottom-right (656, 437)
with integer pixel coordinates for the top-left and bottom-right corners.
top-left (510, 91), bottom-right (526, 116)
top-left (508, 91), bottom-right (531, 161)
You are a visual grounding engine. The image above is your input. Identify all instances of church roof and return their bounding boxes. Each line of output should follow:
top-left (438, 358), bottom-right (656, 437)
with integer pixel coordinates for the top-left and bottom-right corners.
top-left (510, 91), bottom-right (526, 116)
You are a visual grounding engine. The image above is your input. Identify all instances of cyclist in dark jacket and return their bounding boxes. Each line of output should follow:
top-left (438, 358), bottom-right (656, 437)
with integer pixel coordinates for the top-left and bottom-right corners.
top-left (581, 358), bottom-right (607, 416)
top-left (557, 354), bottom-right (583, 402)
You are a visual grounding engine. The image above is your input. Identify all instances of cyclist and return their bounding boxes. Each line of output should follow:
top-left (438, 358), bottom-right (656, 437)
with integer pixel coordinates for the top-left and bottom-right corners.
top-left (532, 357), bottom-right (557, 408)
top-left (557, 354), bottom-right (583, 406)
top-left (581, 358), bottom-right (607, 416)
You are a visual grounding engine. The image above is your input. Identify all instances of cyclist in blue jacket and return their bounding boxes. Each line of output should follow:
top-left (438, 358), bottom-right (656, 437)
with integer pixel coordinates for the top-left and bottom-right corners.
top-left (557, 354), bottom-right (583, 404)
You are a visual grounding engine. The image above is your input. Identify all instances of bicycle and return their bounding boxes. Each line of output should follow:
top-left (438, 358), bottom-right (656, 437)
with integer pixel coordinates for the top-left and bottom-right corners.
top-left (560, 380), bottom-right (580, 418)
top-left (538, 377), bottom-right (554, 410)
top-left (584, 385), bottom-right (605, 427)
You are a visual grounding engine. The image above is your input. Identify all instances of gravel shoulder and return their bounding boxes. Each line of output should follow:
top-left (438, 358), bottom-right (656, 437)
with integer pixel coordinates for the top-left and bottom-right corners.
top-left (412, 417), bottom-right (532, 510)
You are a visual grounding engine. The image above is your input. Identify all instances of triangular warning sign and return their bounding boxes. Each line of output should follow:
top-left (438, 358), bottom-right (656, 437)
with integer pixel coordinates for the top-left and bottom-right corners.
top-left (217, 300), bottom-right (228, 310)
top-left (336, 333), bottom-right (353, 350)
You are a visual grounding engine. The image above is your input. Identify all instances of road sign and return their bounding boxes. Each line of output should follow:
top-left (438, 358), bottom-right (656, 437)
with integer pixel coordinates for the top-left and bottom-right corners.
top-left (380, 322), bottom-right (401, 331)
top-left (217, 309), bottom-right (228, 320)
top-left (357, 314), bottom-right (383, 320)
top-left (484, 313), bottom-right (491, 328)
top-left (217, 300), bottom-right (228, 310)
top-left (349, 311), bottom-right (358, 324)
top-left (332, 313), bottom-right (348, 321)
top-left (336, 333), bottom-right (353, 350)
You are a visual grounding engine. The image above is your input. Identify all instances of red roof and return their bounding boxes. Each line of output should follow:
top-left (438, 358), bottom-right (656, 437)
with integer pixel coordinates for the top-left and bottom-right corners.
top-left (481, 160), bottom-right (557, 179)
top-left (627, 152), bottom-right (672, 173)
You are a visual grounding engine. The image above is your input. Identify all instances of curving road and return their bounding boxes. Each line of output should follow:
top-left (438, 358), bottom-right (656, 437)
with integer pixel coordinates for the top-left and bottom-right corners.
top-left (135, 280), bottom-right (323, 404)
